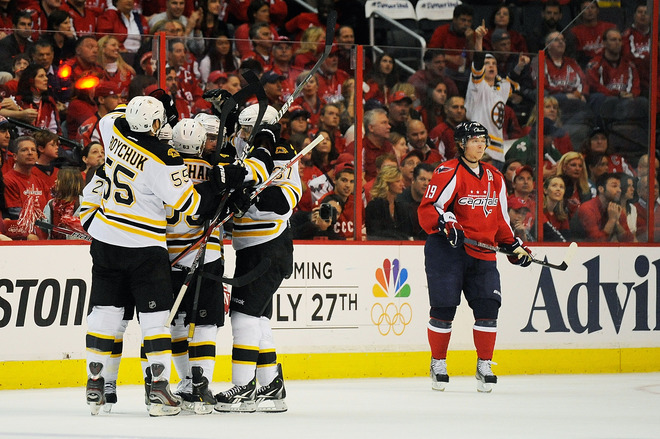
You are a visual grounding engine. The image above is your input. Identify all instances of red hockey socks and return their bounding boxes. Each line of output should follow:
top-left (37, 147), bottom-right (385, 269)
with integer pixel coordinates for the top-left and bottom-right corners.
top-left (427, 319), bottom-right (452, 359)
top-left (473, 319), bottom-right (497, 360)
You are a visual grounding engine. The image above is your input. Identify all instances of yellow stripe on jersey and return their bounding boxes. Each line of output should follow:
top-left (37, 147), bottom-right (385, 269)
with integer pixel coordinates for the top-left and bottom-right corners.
top-left (96, 211), bottom-right (166, 242)
top-left (170, 185), bottom-right (198, 213)
top-left (279, 181), bottom-right (302, 208)
top-left (111, 123), bottom-right (168, 165)
top-left (244, 158), bottom-right (269, 184)
top-left (102, 207), bottom-right (167, 227)
top-left (232, 218), bottom-right (285, 238)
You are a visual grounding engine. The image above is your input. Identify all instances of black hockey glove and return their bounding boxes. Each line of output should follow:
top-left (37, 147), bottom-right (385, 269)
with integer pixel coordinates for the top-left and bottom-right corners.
top-left (438, 212), bottom-right (464, 248)
top-left (500, 237), bottom-right (533, 267)
top-left (210, 164), bottom-right (247, 194)
top-left (203, 89), bottom-right (233, 118)
top-left (149, 88), bottom-right (179, 127)
top-left (227, 186), bottom-right (254, 218)
top-left (252, 123), bottom-right (281, 151)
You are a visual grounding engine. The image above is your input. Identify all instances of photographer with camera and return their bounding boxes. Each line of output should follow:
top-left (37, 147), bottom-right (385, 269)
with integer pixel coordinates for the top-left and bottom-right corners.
top-left (290, 193), bottom-right (345, 240)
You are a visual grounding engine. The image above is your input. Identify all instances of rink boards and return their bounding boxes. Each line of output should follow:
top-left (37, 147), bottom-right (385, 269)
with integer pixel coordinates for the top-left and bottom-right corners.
top-left (1, 242), bottom-right (659, 389)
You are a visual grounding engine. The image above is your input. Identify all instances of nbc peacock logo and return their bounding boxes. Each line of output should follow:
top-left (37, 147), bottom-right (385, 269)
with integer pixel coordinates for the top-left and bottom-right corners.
top-left (370, 259), bottom-right (412, 336)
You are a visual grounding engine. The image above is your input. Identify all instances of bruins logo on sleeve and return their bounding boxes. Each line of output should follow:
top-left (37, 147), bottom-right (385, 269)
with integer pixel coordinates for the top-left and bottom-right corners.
top-left (273, 141), bottom-right (295, 160)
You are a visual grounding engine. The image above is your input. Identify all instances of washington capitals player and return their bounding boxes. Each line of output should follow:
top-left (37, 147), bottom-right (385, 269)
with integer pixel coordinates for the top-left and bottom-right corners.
top-left (81, 97), bottom-right (246, 416)
top-left (214, 104), bottom-right (302, 413)
top-left (418, 121), bottom-right (532, 393)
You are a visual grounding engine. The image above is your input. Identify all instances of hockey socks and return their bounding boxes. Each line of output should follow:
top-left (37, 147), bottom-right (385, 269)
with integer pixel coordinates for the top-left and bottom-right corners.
top-left (256, 316), bottom-right (277, 386)
top-left (427, 318), bottom-right (452, 360)
top-left (473, 319), bottom-right (497, 361)
top-left (230, 312), bottom-right (260, 386)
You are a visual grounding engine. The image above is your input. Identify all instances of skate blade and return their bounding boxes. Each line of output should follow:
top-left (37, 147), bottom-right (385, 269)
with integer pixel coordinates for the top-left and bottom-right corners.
top-left (180, 400), bottom-right (197, 412)
top-left (193, 402), bottom-right (215, 415)
top-left (88, 402), bottom-right (103, 416)
top-left (214, 401), bottom-right (256, 413)
top-left (102, 403), bottom-right (114, 413)
top-left (431, 382), bottom-right (447, 391)
top-left (148, 403), bottom-right (182, 417)
top-left (256, 399), bottom-right (287, 413)
top-left (476, 381), bottom-right (494, 393)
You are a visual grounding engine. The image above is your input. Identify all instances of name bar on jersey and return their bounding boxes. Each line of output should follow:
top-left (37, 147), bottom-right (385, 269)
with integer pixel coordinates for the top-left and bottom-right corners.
top-left (107, 137), bottom-right (148, 171)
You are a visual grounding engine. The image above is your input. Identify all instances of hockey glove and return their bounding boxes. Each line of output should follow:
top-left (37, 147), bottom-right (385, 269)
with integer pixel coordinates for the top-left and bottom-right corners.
top-left (252, 123), bottom-right (281, 151)
top-left (226, 186), bottom-right (253, 218)
top-left (439, 212), bottom-right (464, 248)
top-left (149, 88), bottom-right (179, 127)
top-left (501, 237), bottom-right (533, 267)
top-left (203, 89), bottom-right (233, 117)
top-left (210, 164), bottom-right (247, 194)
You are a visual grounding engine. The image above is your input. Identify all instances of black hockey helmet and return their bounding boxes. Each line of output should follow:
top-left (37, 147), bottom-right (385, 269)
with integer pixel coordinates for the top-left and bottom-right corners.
top-left (454, 121), bottom-right (490, 153)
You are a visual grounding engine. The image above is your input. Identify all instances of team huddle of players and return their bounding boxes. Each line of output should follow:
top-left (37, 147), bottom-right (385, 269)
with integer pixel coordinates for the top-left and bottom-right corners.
top-left (81, 87), bottom-right (299, 416)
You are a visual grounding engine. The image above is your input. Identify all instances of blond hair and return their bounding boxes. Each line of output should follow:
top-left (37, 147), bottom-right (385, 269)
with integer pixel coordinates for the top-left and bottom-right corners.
top-left (556, 151), bottom-right (590, 195)
top-left (370, 165), bottom-right (402, 200)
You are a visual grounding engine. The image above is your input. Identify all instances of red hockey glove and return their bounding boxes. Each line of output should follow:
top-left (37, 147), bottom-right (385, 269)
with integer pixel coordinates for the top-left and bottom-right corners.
top-left (501, 237), bottom-right (533, 267)
top-left (439, 212), bottom-right (464, 248)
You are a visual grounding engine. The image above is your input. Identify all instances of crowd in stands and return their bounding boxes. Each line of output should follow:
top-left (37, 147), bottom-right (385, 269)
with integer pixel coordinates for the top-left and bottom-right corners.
top-left (0, 0), bottom-right (657, 242)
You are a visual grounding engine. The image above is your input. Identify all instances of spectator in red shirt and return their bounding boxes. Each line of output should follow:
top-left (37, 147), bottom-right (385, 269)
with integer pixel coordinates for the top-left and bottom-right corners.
top-left (417, 81), bottom-right (447, 134)
top-left (167, 38), bottom-right (205, 110)
top-left (569, 0), bottom-right (616, 68)
top-left (292, 26), bottom-right (324, 70)
top-left (61, 0), bottom-right (97, 36)
top-left (622, 3), bottom-right (651, 96)
top-left (408, 50), bottom-right (459, 110)
top-left (310, 103), bottom-right (345, 154)
top-left (27, 0), bottom-right (61, 37)
top-left (3, 135), bottom-right (49, 220)
top-left (234, 0), bottom-right (279, 59)
top-left (542, 175), bottom-right (571, 242)
top-left (241, 21), bottom-right (274, 69)
top-left (293, 69), bottom-right (324, 127)
top-left (429, 95), bottom-right (463, 161)
top-left (318, 164), bottom-right (357, 240)
top-left (62, 35), bottom-right (104, 83)
top-left (556, 151), bottom-right (592, 218)
top-left (482, 5), bottom-right (527, 54)
top-left (406, 119), bottom-right (443, 166)
top-left (268, 36), bottom-right (299, 102)
top-left (574, 172), bottom-right (633, 242)
top-left (354, 107), bottom-right (393, 182)
top-left (364, 52), bottom-right (402, 105)
top-left (14, 64), bottom-right (61, 134)
top-left (427, 3), bottom-right (475, 95)
top-left (316, 46), bottom-right (349, 105)
top-left (284, 0), bottom-right (333, 41)
top-left (580, 125), bottom-right (635, 176)
top-left (96, 0), bottom-right (148, 57)
top-left (98, 35), bottom-right (135, 97)
top-left (32, 129), bottom-right (59, 192)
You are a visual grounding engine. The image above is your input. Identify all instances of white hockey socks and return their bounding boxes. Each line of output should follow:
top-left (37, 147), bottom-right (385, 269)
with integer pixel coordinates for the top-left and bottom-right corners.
top-left (170, 313), bottom-right (190, 385)
top-left (230, 311), bottom-right (261, 386)
top-left (256, 316), bottom-right (278, 386)
top-left (139, 310), bottom-right (173, 381)
top-left (86, 306), bottom-right (124, 379)
top-left (189, 324), bottom-right (218, 381)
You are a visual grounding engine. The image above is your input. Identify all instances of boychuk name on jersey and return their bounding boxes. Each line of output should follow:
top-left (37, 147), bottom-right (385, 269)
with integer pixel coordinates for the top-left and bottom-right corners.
top-left (107, 137), bottom-right (148, 171)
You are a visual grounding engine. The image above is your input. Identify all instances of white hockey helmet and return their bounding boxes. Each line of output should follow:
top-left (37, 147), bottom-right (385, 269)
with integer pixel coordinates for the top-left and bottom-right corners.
top-left (193, 113), bottom-right (220, 135)
top-left (126, 96), bottom-right (166, 134)
top-left (171, 119), bottom-right (207, 157)
top-left (238, 104), bottom-right (279, 130)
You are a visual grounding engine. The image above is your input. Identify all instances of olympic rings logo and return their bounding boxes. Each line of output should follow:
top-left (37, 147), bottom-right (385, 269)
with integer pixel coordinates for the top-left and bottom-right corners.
top-left (370, 302), bottom-right (412, 336)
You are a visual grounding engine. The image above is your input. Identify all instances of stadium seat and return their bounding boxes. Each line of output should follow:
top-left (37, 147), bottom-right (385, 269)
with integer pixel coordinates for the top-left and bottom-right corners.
top-left (415, 0), bottom-right (458, 40)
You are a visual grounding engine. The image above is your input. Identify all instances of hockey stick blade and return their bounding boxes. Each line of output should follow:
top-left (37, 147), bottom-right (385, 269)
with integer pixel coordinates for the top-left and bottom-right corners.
top-left (197, 257), bottom-right (271, 287)
top-left (463, 238), bottom-right (576, 271)
top-left (34, 220), bottom-right (92, 241)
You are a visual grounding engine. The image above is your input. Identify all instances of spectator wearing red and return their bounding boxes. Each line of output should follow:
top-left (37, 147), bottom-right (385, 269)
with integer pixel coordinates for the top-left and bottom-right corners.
top-left (316, 45), bottom-right (349, 105)
top-left (622, 3), bottom-right (651, 96)
top-left (66, 84), bottom-right (97, 142)
top-left (482, 5), bottom-right (527, 54)
top-left (580, 126), bottom-right (635, 176)
top-left (310, 103), bottom-right (345, 154)
top-left (2, 54), bottom-right (30, 96)
top-left (543, 31), bottom-right (589, 101)
top-left (586, 28), bottom-right (640, 98)
top-left (302, 129), bottom-right (338, 184)
top-left (0, 116), bottom-right (14, 173)
top-left (318, 164), bottom-right (358, 240)
top-left (508, 165), bottom-right (536, 213)
top-left (96, 0), bottom-right (148, 55)
top-left (575, 172), bottom-right (633, 242)
top-left (292, 69), bottom-right (324, 128)
top-left (429, 95), bottom-right (464, 161)
top-left (0, 0), bottom-right (16, 37)
top-left (13, 64), bottom-right (61, 134)
top-left (364, 52), bottom-right (401, 105)
top-left (32, 130), bottom-right (59, 193)
top-left (427, 3), bottom-right (475, 94)
top-left (406, 119), bottom-right (443, 165)
top-left (556, 151), bottom-right (592, 218)
top-left (408, 50), bottom-right (459, 106)
top-left (298, 153), bottom-right (353, 212)
top-left (542, 175), bottom-right (570, 242)
top-left (26, 0), bottom-right (62, 37)
top-left (234, 0), bottom-right (279, 59)
top-left (77, 81), bottom-right (121, 144)
top-left (569, 0), bottom-right (616, 68)
top-left (292, 26), bottom-right (324, 70)
top-left (268, 36), bottom-right (299, 102)
top-left (351, 108), bottom-right (393, 182)
top-left (241, 22), bottom-right (274, 69)
top-left (61, 0), bottom-right (97, 36)
top-left (3, 135), bottom-right (49, 220)
top-left (98, 35), bottom-right (135, 97)
top-left (284, 0), bottom-right (333, 41)
top-left (62, 36), bottom-right (104, 83)
top-left (199, 33), bottom-right (240, 83)
top-left (417, 81), bottom-right (447, 134)
top-left (167, 38), bottom-right (205, 110)
top-left (229, 0), bottom-right (287, 26)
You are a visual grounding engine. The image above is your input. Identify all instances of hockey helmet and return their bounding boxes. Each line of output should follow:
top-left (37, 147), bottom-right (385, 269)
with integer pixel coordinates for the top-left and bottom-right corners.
top-left (194, 113), bottom-right (220, 135)
top-left (238, 104), bottom-right (279, 136)
top-left (126, 96), bottom-right (166, 134)
top-left (171, 119), bottom-right (207, 157)
top-left (454, 121), bottom-right (490, 152)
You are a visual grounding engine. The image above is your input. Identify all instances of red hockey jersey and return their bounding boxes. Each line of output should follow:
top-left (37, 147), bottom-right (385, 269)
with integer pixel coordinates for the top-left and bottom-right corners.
top-left (586, 55), bottom-right (640, 96)
top-left (418, 159), bottom-right (515, 261)
top-left (543, 57), bottom-right (589, 96)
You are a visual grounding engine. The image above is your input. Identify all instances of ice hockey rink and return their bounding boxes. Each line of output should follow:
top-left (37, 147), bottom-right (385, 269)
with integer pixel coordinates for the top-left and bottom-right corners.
top-left (0, 373), bottom-right (658, 439)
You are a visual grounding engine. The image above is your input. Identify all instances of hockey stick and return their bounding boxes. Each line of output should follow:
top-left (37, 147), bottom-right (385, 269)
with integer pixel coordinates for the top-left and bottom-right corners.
top-left (275, 10), bottom-right (337, 123)
top-left (463, 238), bottom-right (578, 271)
top-left (174, 257), bottom-right (271, 287)
top-left (34, 220), bottom-right (92, 241)
top-left (8, 118), bottom-right (83, 151)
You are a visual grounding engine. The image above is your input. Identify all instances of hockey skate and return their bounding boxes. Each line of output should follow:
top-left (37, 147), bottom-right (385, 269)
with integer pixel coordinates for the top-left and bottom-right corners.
top-left (102, 381), bottom-right (117, 413)
top-left (174, 376), bottom-right (195, 413)
top-left (148, 363), bottom-right (182, 417)
top-left (475, 359), bottom-right (498, 393)
top-left (190, 366), bottom-right (215, 414)
top-left (144, 366), bottom-right (152, 411)
top-left (430, 358), bottom-right (449, 391)
top-left (214, 376), bottom-right (257, 413)
top-left (256, 363), bottom-right (287, 412)
top-left (86, 362), bottom-right (105, 415)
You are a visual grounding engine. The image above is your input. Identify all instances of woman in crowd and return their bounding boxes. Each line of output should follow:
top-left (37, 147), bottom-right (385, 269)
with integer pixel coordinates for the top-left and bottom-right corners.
top-left (581, 126), bottom-right (635, 176)
top-left (293, 70), bottom-right (324, 127)
top-left (417, 81), bottom-right (447, 132)
top-left (197, 0), bottom-right (231, 44)
top-left (80, 142), bottom-right (104, 181)
top-left (302, 129), bottom-right (337, 183)
top-left (234, 0), bottom-right (278, 59)
top-left (45, 10), bottom-right (77, 68)
top-left (389, 132), bottom-right (409, 165)
top-left (14, 65), bottom-right (61, 134)
top-left (542, 175), bottom-right (571, 242)
top-left (365, 52), bottom-right (402, 105)
top-left (482, 4), bottom-right (527, 53)
top-left (198, 33), bottom-right (240, 83)
top-left (98, 35), bottom-right (135, 97)
top-left (523, 96), bottom-right (573, 155)
top-left (556, 151), bottom-right (592, 218)
top-left (585, 152), bottom-right (609, 196)
top-left (365, 165), bottom-right (413, 241)
top-left (293, 26), bottom-right (325, 70)
top-left (42, 167), bottom-right (84, 240)
top-left (619, 173), bottom-right (638, 240)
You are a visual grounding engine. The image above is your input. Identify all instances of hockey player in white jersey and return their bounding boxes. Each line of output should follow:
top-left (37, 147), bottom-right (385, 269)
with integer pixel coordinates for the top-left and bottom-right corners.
top-left (214, 104), bottom-right (301, 413)
top-left (82, 96), bottom-right (247, 417)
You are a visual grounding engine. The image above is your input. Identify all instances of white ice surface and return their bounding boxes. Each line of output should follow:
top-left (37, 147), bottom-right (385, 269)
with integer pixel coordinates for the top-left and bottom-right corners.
top-left (0, 374), bottom-right (658, 439)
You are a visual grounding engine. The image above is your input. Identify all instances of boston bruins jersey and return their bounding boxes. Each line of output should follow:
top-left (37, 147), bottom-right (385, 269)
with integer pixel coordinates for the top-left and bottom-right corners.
top-left (83, 114), bottom-right (207, 249)
top-left (232, 142), bottom-right (301, 251)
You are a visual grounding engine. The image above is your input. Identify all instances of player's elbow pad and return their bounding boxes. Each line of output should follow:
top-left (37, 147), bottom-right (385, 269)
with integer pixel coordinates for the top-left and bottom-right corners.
top-left (254, 186), bottom-right (289, 215)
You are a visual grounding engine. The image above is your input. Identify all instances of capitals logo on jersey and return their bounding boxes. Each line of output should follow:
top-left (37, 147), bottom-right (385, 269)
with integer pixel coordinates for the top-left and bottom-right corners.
top-left (456, 169), bottom-right (497, 217)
